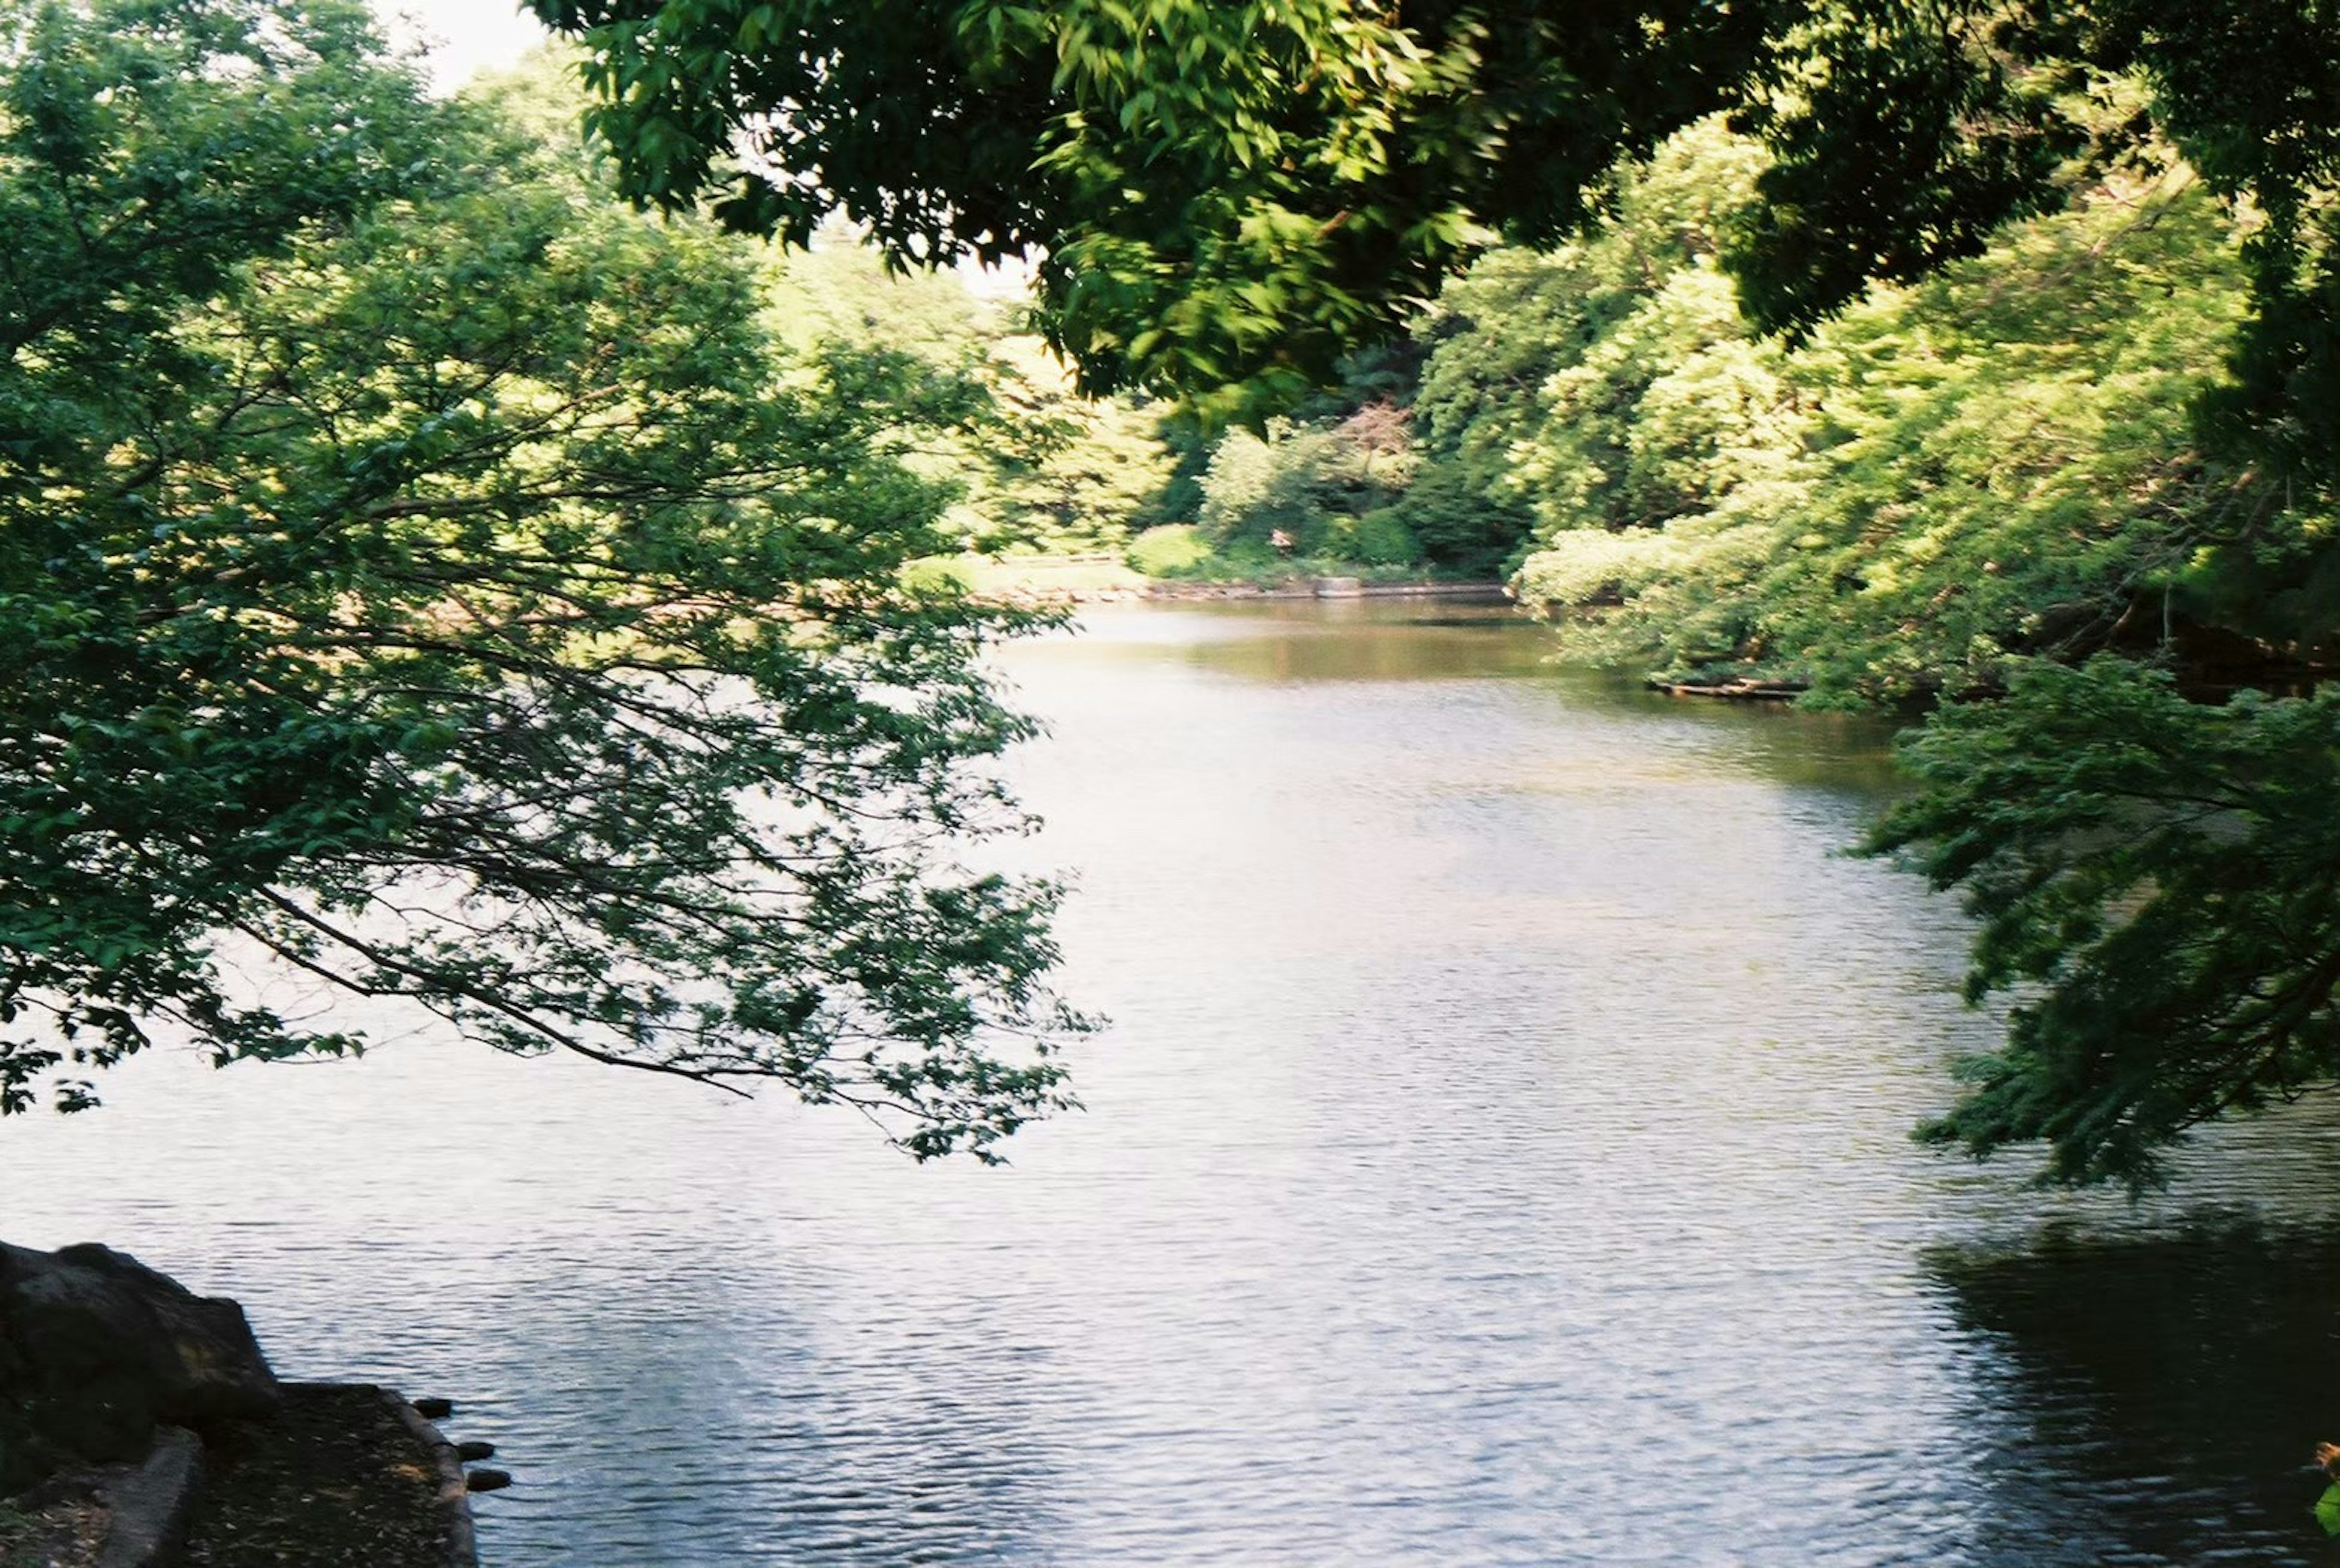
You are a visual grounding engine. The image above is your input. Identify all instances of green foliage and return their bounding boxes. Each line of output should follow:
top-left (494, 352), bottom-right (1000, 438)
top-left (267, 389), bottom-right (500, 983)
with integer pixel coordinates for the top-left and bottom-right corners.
top-left (768, 225), bottom-right (1007, 361)
top-left (0, 0), bottom-right (1089, 1157)
top-left (1502, 122), bottom-right (2263, 708)
top-left (1728, 1), bottom-right (2340, 568)
top-left (981, 369), bottom-right (1179, 555)
top-left (1328, 508), bottom-right (1420, 568)
top-left (1725, 1), bottom-right (2098, 339)
top-left (525, 0), bottom-right (2340, 518)
top-left (1194, 406), bottom-right (1416, 562)
top-left (742, 229), bottom-right (1179, 558)
top-left (1123, 524), bottom-right (1213, 577)
top-left (1394, 120), bottom-right (1774, 578)
top-left (530, 0), bottom-right (1773, 416)
top-left (1375, 461), bottom-right (1534, 579)
top-left (1725, 182), bottom-right (2253, 705)
top-left (0, 0), bottom-right (444, 480)
top-left (1868, 659), bottom-right (2340, 1190)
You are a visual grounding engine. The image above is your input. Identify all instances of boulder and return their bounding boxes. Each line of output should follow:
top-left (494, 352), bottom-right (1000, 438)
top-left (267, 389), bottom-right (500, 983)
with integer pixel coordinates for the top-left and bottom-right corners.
top-left (0, 1243), bottom-right (277, 1493)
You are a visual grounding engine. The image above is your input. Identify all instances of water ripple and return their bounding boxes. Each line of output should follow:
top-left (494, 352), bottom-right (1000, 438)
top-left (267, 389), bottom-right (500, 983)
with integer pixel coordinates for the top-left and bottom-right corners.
top-left (5, 601), bottom-right (2338, 1566)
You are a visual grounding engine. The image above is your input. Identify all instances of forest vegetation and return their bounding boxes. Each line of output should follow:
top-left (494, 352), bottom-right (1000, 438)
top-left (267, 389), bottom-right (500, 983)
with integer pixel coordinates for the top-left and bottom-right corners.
top-left (6, 0), bottom-right (2339, 1188)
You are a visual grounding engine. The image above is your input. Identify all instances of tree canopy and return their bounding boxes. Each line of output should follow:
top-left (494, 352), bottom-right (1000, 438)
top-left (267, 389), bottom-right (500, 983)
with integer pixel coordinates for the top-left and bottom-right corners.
top-left (527, 0), bottom-right (1771, 418)
top-left (1870, 662), bottom-right (2340, 1188)
top-left (0, 0), bottom-right (1088, 1157)
top-left (531, 3), bottom-right (2340, 467)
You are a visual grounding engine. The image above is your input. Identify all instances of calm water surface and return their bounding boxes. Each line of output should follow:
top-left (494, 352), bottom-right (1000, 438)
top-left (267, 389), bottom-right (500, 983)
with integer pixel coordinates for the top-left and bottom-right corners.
top-left (9, 600), bottom-right (2340, 1566)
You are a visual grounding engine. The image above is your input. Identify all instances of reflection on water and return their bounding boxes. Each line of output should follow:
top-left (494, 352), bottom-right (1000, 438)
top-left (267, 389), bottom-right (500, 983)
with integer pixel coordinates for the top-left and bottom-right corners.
top-left (1115, 598), bottom-right (1910, 792)
top-left (1931, 1216), bottom-right (2340, 1566)
top-left (5, 598), bottom-right (2338, 1566)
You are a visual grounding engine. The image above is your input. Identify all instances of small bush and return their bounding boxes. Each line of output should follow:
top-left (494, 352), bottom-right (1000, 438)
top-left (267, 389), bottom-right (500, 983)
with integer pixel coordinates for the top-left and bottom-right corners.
top-left (1327, 508), bottom-right (1423, 566)
top-left (898, 555), bottom-right (977, 594)
top-left (1124, 523), bottom-right (1217, 576)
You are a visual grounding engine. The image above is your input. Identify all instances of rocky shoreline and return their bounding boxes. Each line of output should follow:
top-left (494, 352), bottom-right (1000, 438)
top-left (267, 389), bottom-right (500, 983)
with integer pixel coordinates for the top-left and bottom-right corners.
top-left (179, 1383), bottom-right (477, 1568)
top-left (1, 1243), bottom-right (489, 1568)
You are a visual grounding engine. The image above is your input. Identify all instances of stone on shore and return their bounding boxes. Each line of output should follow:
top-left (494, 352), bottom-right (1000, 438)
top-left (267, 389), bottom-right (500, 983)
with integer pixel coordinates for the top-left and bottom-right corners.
top-left (0, 1242), bottom-right (278, 1492)
top-left (94, 1425), bottom-right (202, 1568)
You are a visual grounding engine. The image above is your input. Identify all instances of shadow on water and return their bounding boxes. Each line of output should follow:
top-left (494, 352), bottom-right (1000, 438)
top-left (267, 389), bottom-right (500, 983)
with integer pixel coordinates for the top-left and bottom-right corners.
top-left (1928, 1213), bottom-right (2340, 1566)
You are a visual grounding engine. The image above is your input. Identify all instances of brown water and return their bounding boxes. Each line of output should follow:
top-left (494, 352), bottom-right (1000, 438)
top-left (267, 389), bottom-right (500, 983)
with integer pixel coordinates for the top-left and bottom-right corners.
top-left (7, 598), bottom-right (2340, 1566)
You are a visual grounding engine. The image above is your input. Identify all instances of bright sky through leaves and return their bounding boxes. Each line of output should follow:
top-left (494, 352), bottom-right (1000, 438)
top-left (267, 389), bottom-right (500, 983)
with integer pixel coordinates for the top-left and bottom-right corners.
top-left (372, 0), bottom-right (543, 91)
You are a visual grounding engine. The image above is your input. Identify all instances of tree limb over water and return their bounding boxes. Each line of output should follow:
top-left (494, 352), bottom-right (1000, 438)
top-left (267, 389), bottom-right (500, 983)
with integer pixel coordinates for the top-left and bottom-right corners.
top-left (0, 1), bottom-right (1090, 1158)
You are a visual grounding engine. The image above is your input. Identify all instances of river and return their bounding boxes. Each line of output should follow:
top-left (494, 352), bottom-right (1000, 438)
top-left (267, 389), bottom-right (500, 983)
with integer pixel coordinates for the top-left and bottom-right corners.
top-left (7, 598), bottom-right (2340, 1566)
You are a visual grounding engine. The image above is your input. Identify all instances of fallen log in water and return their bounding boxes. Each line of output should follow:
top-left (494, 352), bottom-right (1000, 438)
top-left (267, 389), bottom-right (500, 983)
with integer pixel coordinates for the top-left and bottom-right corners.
top-left (1647, 677), bottom-right (1808, 701)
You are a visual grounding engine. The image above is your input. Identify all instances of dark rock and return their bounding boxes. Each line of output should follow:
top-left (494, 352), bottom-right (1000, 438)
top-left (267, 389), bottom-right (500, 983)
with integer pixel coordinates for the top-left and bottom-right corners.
top-left (453, 1440), bottom-right (495, 1462)
top-left (463, 1467), bottom-right (511, 1493)
top-left (0, 1242), bottom-right (276, 1494)
top-left (410, 1397), bottom-right (453, 1420)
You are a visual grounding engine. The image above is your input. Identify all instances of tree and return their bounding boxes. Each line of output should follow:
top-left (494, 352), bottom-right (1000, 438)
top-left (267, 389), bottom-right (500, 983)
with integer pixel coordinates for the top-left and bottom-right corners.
top-left (527, 0), bottom-right (1774, 419)
top-left (1420, 119), bottom-right (1785, 601)
top-left (538, 0), bottom-right (2340, 1185)
top-left (0, 1), bottom-right (1088, 1159)
top-left (1869, 663), bottom-right (2340, 1190)
top-left (1493, 120), bottom-right (2252, 699)
top-left (1726, 5), bottom-right (2340, 1187)
top-left (1193, 408), bottom-right (1419, 566)
top-left (531, 2), bottom-right (2340, 505)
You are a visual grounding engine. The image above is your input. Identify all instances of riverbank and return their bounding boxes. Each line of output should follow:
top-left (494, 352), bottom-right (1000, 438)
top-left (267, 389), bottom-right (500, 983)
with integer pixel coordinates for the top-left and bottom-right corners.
top-left (182, 1385), bottom-right (475, 1568)
top-left (0, 1243), bottom-right (483, 1568)
top-left (4, 1386), bottom-right (478, 1568)
top-left (918, 550), bottom-right (1508, 605)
